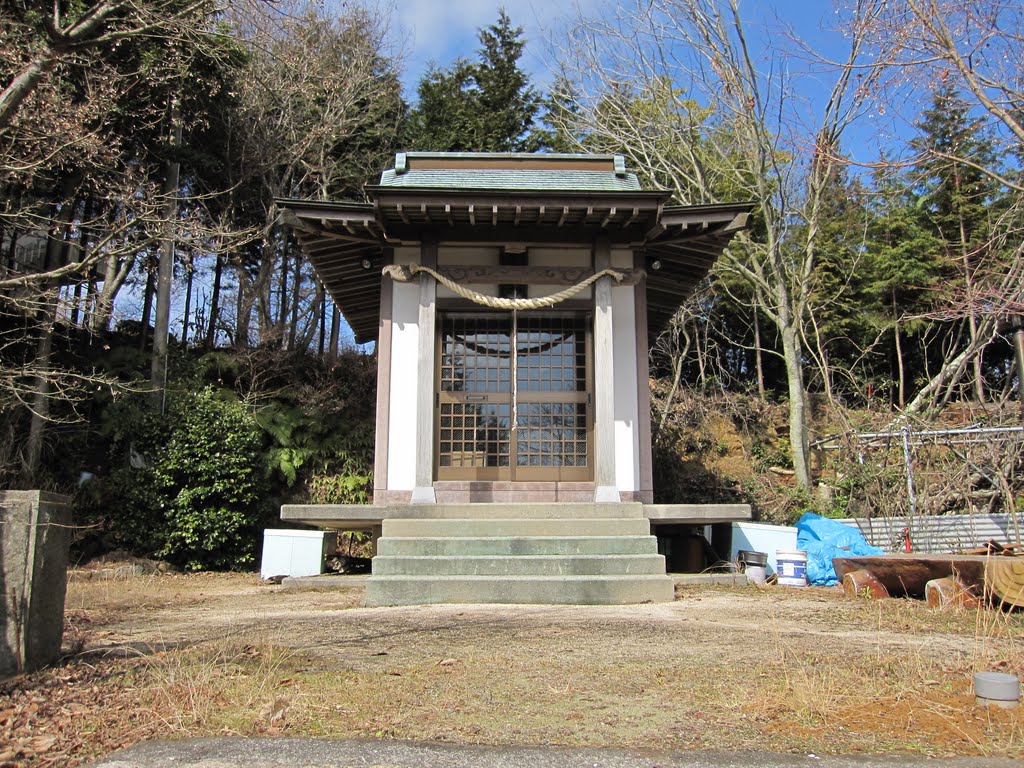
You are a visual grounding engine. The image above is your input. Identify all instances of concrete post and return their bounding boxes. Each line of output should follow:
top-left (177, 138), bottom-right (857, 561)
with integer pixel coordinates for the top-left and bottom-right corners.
top-left (1, 491), bottom-right (72, 679)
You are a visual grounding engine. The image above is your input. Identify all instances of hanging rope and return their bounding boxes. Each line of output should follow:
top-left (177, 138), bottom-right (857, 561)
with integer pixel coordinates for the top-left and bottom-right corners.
top-left (382, 263), bottom-right (626, 311)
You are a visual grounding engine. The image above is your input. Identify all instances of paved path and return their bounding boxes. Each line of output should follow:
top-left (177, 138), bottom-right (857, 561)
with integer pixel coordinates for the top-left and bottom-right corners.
top-left (88, 737), bottom-right (1021, 767)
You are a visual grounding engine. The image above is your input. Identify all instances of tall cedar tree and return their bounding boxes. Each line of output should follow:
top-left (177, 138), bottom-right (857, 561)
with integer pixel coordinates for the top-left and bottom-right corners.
top-left (865, 162), bottom-right (945, 408)
top-left (404, 10), bottom-right (542, 152)
top-left (911, 85), bottom-right (999, 401)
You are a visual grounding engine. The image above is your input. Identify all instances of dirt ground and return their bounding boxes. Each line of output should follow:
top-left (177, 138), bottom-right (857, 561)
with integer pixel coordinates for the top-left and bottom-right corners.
top-left (2, 571), bottom-right (1023, 767)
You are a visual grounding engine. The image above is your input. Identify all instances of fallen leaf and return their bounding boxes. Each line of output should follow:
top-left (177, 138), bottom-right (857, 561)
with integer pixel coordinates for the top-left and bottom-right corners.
top-left (258, 696), bottom-right (289, 725)
top-left (30, 734), bottom-right (58, 752)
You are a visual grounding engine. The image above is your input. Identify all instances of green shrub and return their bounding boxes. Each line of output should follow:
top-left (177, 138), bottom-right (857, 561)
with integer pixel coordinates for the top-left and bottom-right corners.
top-left (72, 346), bottom-right (376, 567)
top-left (74, 395), bottom-right (173, 558)
top-left (156, 387), bottom-right (269, 570)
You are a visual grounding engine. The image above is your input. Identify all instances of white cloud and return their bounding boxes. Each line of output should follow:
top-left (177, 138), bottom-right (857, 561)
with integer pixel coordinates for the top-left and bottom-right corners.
top-left (388, 0), bottom-right (601, 96)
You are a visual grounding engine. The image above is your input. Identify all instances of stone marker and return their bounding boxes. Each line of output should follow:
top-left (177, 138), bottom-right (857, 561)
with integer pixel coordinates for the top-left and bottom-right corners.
top-left (1, 490), bottom-right (72, 679)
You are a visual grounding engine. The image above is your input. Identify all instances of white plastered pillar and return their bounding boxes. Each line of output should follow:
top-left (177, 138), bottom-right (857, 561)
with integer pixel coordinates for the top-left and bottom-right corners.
top-left (411, 239), bottom-right (437, 503)
top-left (593, 235), bottom-right (620, 503)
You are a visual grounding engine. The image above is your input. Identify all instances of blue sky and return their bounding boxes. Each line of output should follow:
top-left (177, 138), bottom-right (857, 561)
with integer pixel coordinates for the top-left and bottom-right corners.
top-left (390, 0), bottom-right (580, 95)
top-left (389, 0), bottom-right (914, 164)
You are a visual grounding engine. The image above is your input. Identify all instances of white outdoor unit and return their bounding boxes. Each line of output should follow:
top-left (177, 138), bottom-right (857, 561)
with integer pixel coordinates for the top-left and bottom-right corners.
top-left (260, 529), bottom-right (337, 579)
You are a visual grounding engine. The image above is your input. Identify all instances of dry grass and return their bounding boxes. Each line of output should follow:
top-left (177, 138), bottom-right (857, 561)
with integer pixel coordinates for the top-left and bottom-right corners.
top-left (65, 571), bottom-right (257, 615)
top-left (9, 577), bottom-right (1024, 766)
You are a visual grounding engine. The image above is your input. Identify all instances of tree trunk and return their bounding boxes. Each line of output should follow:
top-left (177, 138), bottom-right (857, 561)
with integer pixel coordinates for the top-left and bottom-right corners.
top-left (895, 322), bottom-right (907, 410)
top-left (70, 281), bottom-right (82, 327)
top-left (658, 326), bottom-right (692, 435)
top-left (890, 291), bottom-right (904, 408)
top-left (318, 286), bottom-right (327, 356)
top-left (959, 212), bottom-right (984, 402)
top-left (287, 249), bottom-right (301, 350)
top-left (235, 266), bottom-right (251, 348)
top-left (0, 56), bottom-right (58, 130)
top-left (695, 322), bottom-right (707, 392)
top-left (24, 173), bottom-right (81, 482)
top-left (903, 315), bottom-right (998, 416)
top-left (1014, 326), bottom-right (1024, 426)
top-left (205, 250), bottom-right (223, 348)
top-left (278, 248), bottom-right (289, 345)
top-left (150, 97), bottom-right (182, 405)
top-left (780, 319), bottom-right (812, 490)
top-left (296, 281), bottom-right (322, 352)
top-left (24, 290), bottom-right (59, 482)
top-left (810, 313), bottom-right (836, 410)
top-left (328, 303), bottom-right (340, 361)
top-left (753, 309), bottom-right (765, 398)
top-left (5, 228), bottom-right (17, 273)
top-left (91, 247), bottom-right (134, 333)
top-left (68, 195), bottom-right (95, 328)
top-left (84, 278), bottom-right (96, 333)
top-left (0, 207), bottom-right (8, 282)
top-left (180, 255), bottom-right (194, 346)
top-left (139, 264), bottom-right (155, 351)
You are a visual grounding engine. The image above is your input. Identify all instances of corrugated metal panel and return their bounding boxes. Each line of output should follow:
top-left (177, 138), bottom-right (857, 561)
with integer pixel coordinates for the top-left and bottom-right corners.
top-left (378, 168), bottom-right (643, 192)
top-left (848, 513), bottom-right (1024, 554)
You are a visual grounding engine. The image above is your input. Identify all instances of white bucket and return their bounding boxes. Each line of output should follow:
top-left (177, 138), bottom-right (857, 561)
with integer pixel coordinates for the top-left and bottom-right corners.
top-left (776, 549), bottom-right (808, 587)
top-left (744, 565), bottom-right (767, 586)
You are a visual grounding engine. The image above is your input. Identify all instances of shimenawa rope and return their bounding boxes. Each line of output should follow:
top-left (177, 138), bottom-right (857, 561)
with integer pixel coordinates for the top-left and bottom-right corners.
top-left (382, 264), bottom-right (625, 311)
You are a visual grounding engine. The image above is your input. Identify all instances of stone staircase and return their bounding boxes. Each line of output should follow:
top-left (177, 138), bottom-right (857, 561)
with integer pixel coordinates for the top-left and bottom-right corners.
top-left (365, 502), bottom-right (673, 606)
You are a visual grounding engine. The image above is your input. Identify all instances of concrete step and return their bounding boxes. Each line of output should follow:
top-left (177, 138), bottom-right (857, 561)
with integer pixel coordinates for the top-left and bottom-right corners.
top-left (382, 517), bottom-right (650, 538)
top-left (391, 503), bottom-right (646, 520)
top-left (375, 535), bottom-right (660, 557)
top-left (372, 553), bottom-right (667, 577)
top-left (364, 574), bottom-right (675, 606)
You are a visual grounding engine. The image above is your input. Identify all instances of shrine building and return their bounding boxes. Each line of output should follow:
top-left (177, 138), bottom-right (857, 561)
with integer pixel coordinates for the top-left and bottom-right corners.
top-left (279, 152), bottom-right (753, 605)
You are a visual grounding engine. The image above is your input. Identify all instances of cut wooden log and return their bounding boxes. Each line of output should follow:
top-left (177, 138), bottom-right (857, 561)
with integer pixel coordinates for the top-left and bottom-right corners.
top-left (925, 576), bottom-right (981, 610)
top-left (985, 558), bottom-right (1024, 609)
top-left (832, 555), bottom-right (989, 598)
top-left (842, 569), bottom-right (889, 599)
top-left (834, 554), bottom-right (1024, 608)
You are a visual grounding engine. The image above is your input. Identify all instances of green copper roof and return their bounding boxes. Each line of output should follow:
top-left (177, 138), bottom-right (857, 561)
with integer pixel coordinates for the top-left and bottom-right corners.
top-left (375, 152), bottom-right (644, 193)
top-left (378, 168), bottom-right (643, 192)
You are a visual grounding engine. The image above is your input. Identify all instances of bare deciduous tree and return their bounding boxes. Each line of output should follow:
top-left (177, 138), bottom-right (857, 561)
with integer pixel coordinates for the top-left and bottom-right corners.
top-left (220, 0), bottom-right (403, 347)
top-left (860, 0), bottom-right (1024, 415)
top-left (550, 0), bottom-right (884, 489)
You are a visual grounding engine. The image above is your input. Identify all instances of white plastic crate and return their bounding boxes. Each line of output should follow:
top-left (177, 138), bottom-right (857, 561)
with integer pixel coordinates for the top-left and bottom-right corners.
top-left (260, 529), bottom-right (337, 579)
top-left (730, 522), bottom-right (798, 577)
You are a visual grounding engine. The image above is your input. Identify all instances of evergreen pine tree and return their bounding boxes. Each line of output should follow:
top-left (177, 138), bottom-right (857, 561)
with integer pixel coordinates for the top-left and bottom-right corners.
top-left (910, 84), bottom-right (1000, 401)
top-left (404, 11), bottom-right (542, 152)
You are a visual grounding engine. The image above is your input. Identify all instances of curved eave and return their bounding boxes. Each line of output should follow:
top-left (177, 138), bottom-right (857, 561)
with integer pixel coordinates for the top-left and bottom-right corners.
top-left (277, 196), bottom-right (753, 346)
top-left (644, 203), bottom-right (753, 338)
top-left (278, 202), bottom-right (384, 344)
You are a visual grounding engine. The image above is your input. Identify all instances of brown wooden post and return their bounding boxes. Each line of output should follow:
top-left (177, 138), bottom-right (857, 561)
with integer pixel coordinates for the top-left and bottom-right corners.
top-left (373, 255), bottom-right (394, 505)
top-left (634, 250), bottom-right (653, 503)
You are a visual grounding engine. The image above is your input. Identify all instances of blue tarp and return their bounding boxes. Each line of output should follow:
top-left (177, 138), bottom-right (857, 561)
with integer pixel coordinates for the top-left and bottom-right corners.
top-left (795, 512), bottom-right (885, 586)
